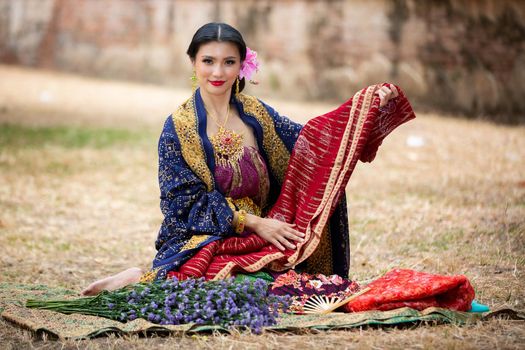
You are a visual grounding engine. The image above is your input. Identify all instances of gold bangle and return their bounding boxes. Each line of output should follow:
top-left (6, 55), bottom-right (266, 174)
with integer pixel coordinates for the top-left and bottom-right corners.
top-left (232, 211), bottom-right (239, 229)
top-left (235, 209), bottom-right (247, 234)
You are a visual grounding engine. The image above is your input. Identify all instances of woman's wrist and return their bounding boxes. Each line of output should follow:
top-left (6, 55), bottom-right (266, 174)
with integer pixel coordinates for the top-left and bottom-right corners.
top-left (244, 213), bottom-right (260, 231)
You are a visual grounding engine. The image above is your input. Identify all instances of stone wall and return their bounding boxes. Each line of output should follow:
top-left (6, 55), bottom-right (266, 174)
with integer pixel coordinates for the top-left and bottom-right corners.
top-left (0, 0), bottom-right (523, 122)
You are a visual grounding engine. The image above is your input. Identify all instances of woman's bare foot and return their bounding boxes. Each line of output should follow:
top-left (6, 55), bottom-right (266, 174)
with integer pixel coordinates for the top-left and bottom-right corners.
top-left (81, 267), bottom-right (143, 296)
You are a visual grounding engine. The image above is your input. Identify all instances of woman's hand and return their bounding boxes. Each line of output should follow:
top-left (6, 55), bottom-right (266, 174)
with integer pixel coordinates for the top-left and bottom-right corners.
top-left (245, 214), bottom-right (305, 251)
top-left (376, 84), bottom-right (399, 107)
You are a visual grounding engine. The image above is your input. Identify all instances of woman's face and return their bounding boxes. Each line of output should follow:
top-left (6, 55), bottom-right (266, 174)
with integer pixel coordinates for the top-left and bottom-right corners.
top-left (193, 41), bottom-right (241, 98)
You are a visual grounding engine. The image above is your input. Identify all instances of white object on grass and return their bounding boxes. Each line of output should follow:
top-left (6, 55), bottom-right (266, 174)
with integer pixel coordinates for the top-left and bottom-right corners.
top-left (302, 287), bottom-right (371, 314)
top-left (406, 135), bottom-right (425, 148)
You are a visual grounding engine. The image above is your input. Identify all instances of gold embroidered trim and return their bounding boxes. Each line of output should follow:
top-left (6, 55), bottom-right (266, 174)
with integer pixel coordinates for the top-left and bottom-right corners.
top-left (237, 94), bottom-right (291, 185)
top-left (180, 234), bottom-right (211, 251)
top-left (225, 197), bottom-right (236, 211)
top-left (171, 95), bottom-right (214, 191)
top-left (139, 268), bottom-right (160, 283)
top-left (245, 252), bottom-right (285, 271)
top-left (213, 262), bottom-right (236, 280)
top-left (232, 196), bottom-right (262, 216)
top-left (212, 252), bottom-right (285, 280)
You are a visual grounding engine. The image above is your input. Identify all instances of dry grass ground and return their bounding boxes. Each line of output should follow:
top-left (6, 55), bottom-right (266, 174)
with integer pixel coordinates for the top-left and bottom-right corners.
top-left (0, 65), bottom-right (524, 349)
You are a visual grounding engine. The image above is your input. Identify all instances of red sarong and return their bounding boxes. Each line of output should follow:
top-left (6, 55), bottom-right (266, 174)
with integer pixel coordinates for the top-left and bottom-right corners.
top-left (169, 84), bottom-right (416, 280)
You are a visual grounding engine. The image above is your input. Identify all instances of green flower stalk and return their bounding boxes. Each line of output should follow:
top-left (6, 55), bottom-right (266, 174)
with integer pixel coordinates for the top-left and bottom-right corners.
top-left (26, 277), bottom-right (290, 334)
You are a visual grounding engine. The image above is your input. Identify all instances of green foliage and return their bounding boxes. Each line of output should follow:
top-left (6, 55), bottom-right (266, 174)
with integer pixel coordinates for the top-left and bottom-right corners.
top-left (0, 124), bottom-right (152, 149)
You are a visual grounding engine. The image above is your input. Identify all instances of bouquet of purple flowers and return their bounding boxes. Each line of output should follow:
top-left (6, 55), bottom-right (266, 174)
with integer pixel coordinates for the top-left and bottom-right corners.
top-left (26, 277), bottom-right (290, 334)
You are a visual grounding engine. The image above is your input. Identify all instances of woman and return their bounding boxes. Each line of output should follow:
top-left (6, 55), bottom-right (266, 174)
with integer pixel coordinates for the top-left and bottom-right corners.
top-left (82, 22), bottom-right (403, 296)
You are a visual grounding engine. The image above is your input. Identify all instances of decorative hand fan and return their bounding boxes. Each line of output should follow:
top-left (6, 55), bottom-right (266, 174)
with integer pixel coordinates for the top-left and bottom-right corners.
top-left (302, 287), bottom-right (371, 314)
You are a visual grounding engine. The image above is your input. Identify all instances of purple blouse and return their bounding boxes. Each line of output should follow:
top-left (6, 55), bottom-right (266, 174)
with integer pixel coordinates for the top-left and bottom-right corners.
top-left (214, 146), bottom-right (270, 209)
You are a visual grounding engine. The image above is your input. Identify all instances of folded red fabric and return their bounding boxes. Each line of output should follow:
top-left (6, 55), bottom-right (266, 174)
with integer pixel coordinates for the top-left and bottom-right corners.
top-left (344, 269), bottom-right (475, 312)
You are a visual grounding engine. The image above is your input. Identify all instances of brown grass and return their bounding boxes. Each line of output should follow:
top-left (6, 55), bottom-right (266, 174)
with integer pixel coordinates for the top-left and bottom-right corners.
top-left (0, 65), bottom-right (524, 349)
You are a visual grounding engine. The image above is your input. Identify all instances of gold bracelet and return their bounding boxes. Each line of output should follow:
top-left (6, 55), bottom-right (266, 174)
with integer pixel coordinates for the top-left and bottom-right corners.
top-left (232, 210), bottom-right (239, 229)
top-left (235, 209), bottom-right (247, 234)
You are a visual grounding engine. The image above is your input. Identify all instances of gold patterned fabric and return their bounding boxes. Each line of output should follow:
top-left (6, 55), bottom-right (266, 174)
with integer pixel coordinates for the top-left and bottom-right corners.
top-left (236, 94), bottom-right (292, 185)
top-left (180, 235), bottom-right (212, 251)
top-left (231, 197), bottom-right (262, 216)
top-left (303, 226), bottom-right (333, 276)
top-left (171, 95), bottom-right (215, 191)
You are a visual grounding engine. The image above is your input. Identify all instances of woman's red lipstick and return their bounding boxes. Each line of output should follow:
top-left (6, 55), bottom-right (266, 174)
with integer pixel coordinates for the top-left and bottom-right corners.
top-left (210, 80), bottom-right (225, 86)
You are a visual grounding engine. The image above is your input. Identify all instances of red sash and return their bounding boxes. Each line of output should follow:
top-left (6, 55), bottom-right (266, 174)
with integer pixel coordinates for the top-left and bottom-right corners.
top-left (169, 84), bottom-right (416, 280)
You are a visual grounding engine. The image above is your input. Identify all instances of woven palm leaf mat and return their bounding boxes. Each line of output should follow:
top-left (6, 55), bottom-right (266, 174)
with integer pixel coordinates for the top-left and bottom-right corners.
top-left (1, 283), bottom-right (523, 340)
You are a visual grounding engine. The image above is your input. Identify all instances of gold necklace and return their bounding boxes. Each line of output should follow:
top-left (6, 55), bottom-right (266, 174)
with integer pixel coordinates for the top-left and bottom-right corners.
top-left (206, 103), bottom-right (245, 166)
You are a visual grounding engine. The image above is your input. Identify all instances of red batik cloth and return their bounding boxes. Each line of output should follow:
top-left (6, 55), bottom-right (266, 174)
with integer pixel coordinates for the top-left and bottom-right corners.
top-left (169, 84), bottom-right (416, 281)
top-left (344, 269), bottom-right (475, 312)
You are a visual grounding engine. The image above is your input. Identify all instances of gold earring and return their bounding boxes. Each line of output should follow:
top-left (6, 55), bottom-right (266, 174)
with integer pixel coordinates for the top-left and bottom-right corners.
top-left (235, 78), bottom-right (240, 96)
top-left (191, 71), bottom-right (197, 92)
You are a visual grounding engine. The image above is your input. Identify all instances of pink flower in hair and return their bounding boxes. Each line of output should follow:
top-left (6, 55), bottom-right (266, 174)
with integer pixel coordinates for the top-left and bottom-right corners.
top-left (239, 47), bottom-right (259, 81)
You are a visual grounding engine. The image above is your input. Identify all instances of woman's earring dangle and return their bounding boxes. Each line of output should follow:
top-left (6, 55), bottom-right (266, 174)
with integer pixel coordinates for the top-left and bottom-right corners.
top-left (235, 77), bottom-right (240, 97)
top-left (191, 71), bottom-right (197, 92)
